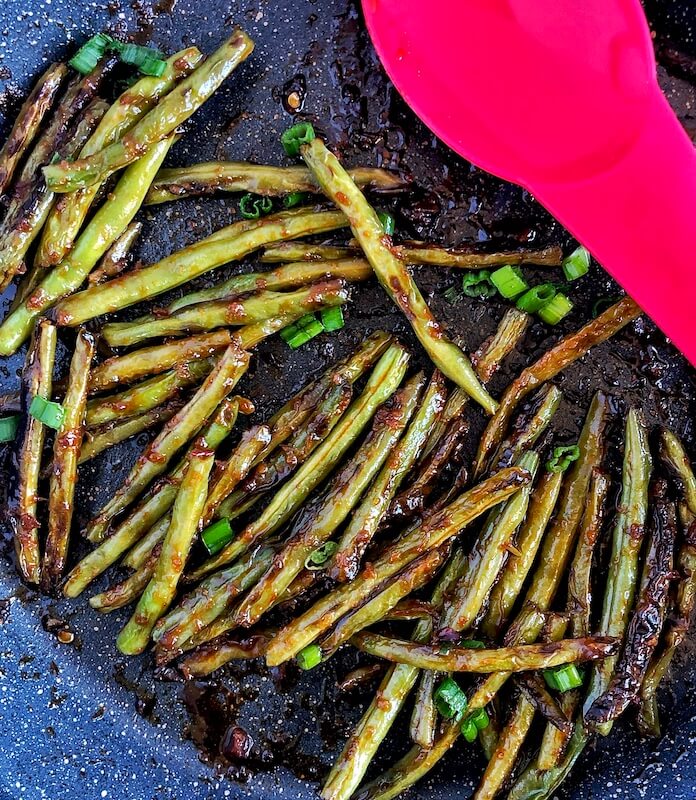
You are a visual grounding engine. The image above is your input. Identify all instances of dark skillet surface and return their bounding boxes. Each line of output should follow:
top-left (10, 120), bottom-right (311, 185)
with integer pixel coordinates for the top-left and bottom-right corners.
top-left (0, 1), bottom-right (696, 799)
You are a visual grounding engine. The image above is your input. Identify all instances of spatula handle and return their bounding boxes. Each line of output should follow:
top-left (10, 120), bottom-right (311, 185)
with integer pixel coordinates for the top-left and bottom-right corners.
top-left (536, 90), bottom-right (696, 365)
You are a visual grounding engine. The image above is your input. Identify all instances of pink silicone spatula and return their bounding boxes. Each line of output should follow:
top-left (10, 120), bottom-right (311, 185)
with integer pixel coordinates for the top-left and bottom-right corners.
top-left (363, 0), bottom-right (696, 365)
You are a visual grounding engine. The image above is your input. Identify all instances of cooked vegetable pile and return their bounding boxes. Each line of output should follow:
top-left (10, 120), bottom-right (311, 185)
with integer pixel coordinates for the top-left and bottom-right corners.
top-left (0, 27), bottom-right (693, 800)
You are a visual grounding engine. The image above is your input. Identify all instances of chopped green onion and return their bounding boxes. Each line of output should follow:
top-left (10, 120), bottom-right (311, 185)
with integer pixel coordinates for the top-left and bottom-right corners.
top-left (280, 323), bottom-right (300, 343)
top-left (285, 330), bottom-right (313, 349)
top-left (546, 444), bottom-right (581, 474)
top-left (543, 664), bottom-right (584, 692)
top-left (471, 707), bottom-right (490, 731)
top-left (0, 415), bottom-right (20, 443)
top-left (304, 541), bottom-right (338, 570)
top-left (281, 313), bottom-right (328, 349)
top-left (283, 191), bottom-right (311, 208)
top-left (562, 246), bottom-right (590, 281)
top-left (201, 518), bottom-right (234, 555)
top-left (320, 306), bottom-right (345, 332)
top-left (239, 193), bottom-right (273, 220)
top-left (296, 643), bottom-right (322, 670)
top-left (434, 677), bottom-right (468, 720)
top-left (377, 210), bottom-right (395, 236)
top-left (462, 269), bottom-right (496, 299)
top-left (281, 122), bottom-right (316, 157)
top-left (538, 292), bottom-right (573, 325)
top-left (117, 43), bottom-right (167, 76)
top-left (461, 717), bottom-right (478, 742)
top-left (444, 287), bottom-right (461, 304)
top-left (301, 318), bottom-right (324, 338)
top-left (28, 396), bottom-right (65, 430)
top-left (515, 283), bottom-right (557, 313)
top-left (490, 265), bottom-right (529, 299)
top-left (69, 33), bottom-right (114, 74)
top-left (460, 638), bottom-right (486, 649)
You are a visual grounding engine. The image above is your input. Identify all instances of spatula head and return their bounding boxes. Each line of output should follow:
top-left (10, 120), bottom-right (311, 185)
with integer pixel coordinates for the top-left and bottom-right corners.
top-left (363, 0), bottom-right (658, 187)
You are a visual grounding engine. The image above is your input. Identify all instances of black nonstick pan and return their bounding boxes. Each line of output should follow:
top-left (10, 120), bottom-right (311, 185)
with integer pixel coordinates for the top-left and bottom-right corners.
top-left (1, 1), bottom-right (695, 799)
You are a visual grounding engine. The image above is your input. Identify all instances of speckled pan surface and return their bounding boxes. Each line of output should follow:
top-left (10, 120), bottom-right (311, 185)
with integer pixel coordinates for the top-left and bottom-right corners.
top-left (0, 1), bottom-right (695, 799)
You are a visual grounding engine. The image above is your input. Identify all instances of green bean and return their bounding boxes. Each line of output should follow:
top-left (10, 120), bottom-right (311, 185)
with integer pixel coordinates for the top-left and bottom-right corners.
top-left (178, 630), bottom-right (272, 678)
top-left (441, 451), bottom-right (540, 632)
top-left (507, 722), bottom-right (588, 800)
top-left (0, 136), bottom-right (175, 355)
top-left (78, 401), bottom-right (183, 464)
top-left (583, 408), bottom-right (651, 736)
top-left (482, 469), bottom-right (564, 639)
top-left (660, 428), bottom-right (696, 516)
top-left (101, 279), bottom-right (350, 347)
top-left (85, 359), bottom-right (215, 427)
top-left (321, 663), bottom-right (420, 800)
top-left (637, 502), bottom-right (696, 737)
top-left (260, 241), bottom-right (564, 269)
top-left (122, 518), bottom-right (168, 571)
top-left (117, 445), bottom-right (215, 655)
top-left (54, 208), bottom-right (348, 325)
top-left (0, 97), bottom-right (110, 293)
top-left (474, 619), bottom-right (569, 800)
top-left (489, 384), bottom-right (562, 471)
top-left (201, 424), bottom-right (271, 525)
top-left (87, 221), bottom-right (142, 286)
top-left (408, 669), bottom-right (438, 749)
top-left (157, 258), bottom-right (371, 314)
top-left (319, 548), bottom-right (447, 658)
top-left (36, 49), bottom-right (203, 270)
top-left (153, 546), bottom-right (276, 653)
top-left (300, 137), bottom-right (496, 414)
top-left (354, 393), bottom-right (611, 800)
top-left (63, 398), bottom-right (239, 597)
top-left (265, 465), bottom-right (530, 666)
top-left (41, 329), bottom-right (95, 590)
top-left (0, 62), bottom-right (67, 195)
top-left (89, 546), bottom-right (160, 612)
top-left (189, 342), bottom-right (410, 579)
top-left (88, 331), bottom-right (234, 393)
top-left (566, 469), bottom-right (610, 638)
top-left (217, 383), bottom-right (353, 520)
top-left (329, 371), bottom-right (446, 582)
top-left (144, 162), bottom-right (407, 204)
top-left (473, 297), bottom-right (641, 479)
top-left (84, 344), bottom-right (249, 543)
top-left (233, 373), bottom-right (424, 627)
top-left (587, 479), bottom-right (675, 726)
top-left (45, 32), bottom-right (254, 192)
top-left (9, 319), bottom-right (57, 584)
top-left (351, 631), bottom-right (617, 672)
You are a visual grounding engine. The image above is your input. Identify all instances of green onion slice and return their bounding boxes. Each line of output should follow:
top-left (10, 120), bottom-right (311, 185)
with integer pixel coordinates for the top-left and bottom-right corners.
top-left (69, 33), bottom-right (114, 74)
top-left (546, 444), bottom-right (581, 474)
top-left (296, 643), bottom-right (322, 670)
top-left (304, 541), bottom-right (338, 570)
top-left (320, 306), bottom-right (345, 332)
top-left (283, 191), bottom-right (311, 208)
top-left (543, 664), bottom-right (584, 692)
top-left (0, 415), bottom-right (20, 443)
top-left (28, 396), bottom-right (65, 430)
top-left (444, 287), bottom-right (461, 304)
top-left (538, 292), bottom-right (573, 325)
top-left (562, 246), bottom-right (590, 281)
top-left (471, 707), bottom-right (490, 731)
top-left (117, 43), bottom-right (167, 76)
top-left (281, 122), bottom-right (316, 157)
top-left (461, 717), bottom-right (478, 742)
top-left (434, 677), bottom-right (469, 720)
top-left (201, 518), bottom-right (234, 555)
top-left (239, 193), bottom-right (273, 220)
top-left (462, 269), bottom-right (496, 299)
top-left (377, 210), bottom-right (396, 236)
top-left (515, 283), bottom-right (557, 313)
top-left (490, 265), bottom-right (529, 299)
